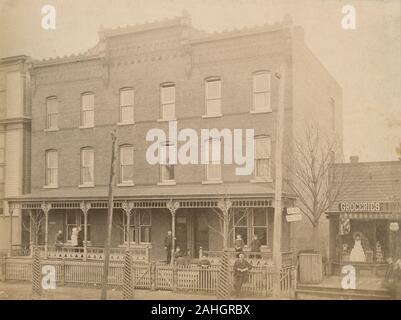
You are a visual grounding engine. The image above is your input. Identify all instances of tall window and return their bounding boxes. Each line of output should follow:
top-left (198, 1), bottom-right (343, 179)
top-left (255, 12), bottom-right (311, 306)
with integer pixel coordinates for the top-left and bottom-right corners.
top-left (45, 150), bottom-right (58, 186)
top-left (205, 78), bottom-right (221, 116)
top-left (205, 139), bottom-right (221, 181)
top-left (80, 93), bottom-right (94, 127)
top-left (254, 136), bottom-right (271, 179)
top-left (123, 213), bottom-right (135, 243)
top-left (81, 147), bottom-right (94, 185)
top-left (234, 209), bottom-right (248, 245)
top-left (46, 97), bottom-right (58, 129)
top-left (66, 211), bottom-right (91, 242)
top-left (252, 208), bottom-right (268, 246)
top-left (139, 210), bottom-right (152, 243)
top-left (120, 145), bottom-right (134, 184)
top-left (160, 142), bottom-right (175, 183)
top-left (160, 83), bottom-right (175, 120)
top-left (120, 88), bottom-right (134, 123)
top-left (253, 72), bottom-right (271, 112)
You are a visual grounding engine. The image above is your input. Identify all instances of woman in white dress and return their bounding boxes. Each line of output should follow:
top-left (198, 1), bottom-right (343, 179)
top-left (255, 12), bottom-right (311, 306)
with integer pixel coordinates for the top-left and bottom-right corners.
top-left (349, 233), bottom-right (366, 262)
top-left (71, 227), bottom-right (78, 247)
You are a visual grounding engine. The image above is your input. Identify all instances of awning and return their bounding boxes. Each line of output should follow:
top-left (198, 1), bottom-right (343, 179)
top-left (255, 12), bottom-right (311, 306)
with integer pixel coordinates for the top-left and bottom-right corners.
top-left (339, 212), bottom-right (401, 220)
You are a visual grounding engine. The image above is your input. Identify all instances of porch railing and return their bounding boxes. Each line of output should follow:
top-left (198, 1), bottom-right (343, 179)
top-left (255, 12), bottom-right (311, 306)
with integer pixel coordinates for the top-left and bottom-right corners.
top-left (1, 256), bottom-right (296, 297)
top-left (203, 250), bottom-right (295, 266)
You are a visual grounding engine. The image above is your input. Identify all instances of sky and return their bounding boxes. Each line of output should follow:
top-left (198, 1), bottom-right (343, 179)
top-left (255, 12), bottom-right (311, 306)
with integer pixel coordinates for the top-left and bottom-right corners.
top-left (0, 0), bottom-right (400, 162)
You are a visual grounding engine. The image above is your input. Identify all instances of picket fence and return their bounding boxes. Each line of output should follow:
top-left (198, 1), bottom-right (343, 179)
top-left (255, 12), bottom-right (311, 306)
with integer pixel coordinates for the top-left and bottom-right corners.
top-left (0, 257), bottom-right (295, 297)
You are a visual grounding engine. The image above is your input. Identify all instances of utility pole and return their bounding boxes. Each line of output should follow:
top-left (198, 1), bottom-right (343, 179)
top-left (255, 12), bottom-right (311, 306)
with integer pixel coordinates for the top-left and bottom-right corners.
top-left (272, 65), bottom-right (285, 297)
top-left (101, 130), bottom-right (117, 300)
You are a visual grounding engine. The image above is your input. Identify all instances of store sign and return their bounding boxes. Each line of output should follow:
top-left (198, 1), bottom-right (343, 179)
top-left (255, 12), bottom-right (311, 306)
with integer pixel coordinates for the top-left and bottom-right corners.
top-left (338, 202), bottom-right (381, 212)
top-left (287, 207), bottom-right (301, 215)
top-left (286, 214), bottom-right (302, 222)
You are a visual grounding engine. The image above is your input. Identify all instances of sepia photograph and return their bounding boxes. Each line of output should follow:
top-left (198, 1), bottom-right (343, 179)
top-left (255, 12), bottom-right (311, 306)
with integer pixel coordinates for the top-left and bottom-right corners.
top-left (0, 0), bottom-right (400, 306)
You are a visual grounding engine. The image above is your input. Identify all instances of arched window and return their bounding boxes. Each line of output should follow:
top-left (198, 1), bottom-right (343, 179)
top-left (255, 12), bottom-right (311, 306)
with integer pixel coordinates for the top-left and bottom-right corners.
top-left (46, 96), bottom-right (58, 129)
top-left (252, 71), bottom-right (271, 112)
top-left (119, 144), bottom-right (134, 184)
top-left (45, 149), bottom-right (58, 186)
top-left (119, 88), bottom-right (134, 123)
top-left (160, 82), bottom-right (175, 120)
top-left (80, 147), bottom-right (94, 185)
top-left (80, 92), bottom-right (94, 127)
top-left (205, 77), bottom-right (221, 116)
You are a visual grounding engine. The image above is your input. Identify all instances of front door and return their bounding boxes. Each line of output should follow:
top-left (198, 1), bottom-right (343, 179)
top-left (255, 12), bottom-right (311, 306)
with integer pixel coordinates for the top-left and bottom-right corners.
top-left (194, 213), bottom-right (209, 258)
top-left (175, 215), bottom-right (188, 255)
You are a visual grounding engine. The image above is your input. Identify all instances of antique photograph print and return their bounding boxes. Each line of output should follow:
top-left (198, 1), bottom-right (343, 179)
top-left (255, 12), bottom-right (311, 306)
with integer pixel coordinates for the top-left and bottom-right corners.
top-left (0, 0), bottom-right (400, 302)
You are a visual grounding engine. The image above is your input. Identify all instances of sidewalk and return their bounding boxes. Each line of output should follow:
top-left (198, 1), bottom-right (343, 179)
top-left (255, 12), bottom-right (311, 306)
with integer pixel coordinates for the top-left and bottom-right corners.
top-left (0, 281), bottom-right (280, 300)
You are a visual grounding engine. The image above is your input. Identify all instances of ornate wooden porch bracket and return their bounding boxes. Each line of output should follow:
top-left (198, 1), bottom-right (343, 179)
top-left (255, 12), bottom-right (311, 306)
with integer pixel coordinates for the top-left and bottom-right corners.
top-left (41, 202), bottom-right (51, 259)
top-left (166, 200), bottom-right (180, 265)
top-left (80, 201), bottom-right (91, 260)
top-left (121, 200), bottom-right (135, 248)
top-left (8, 202), bottom-right (16, 256)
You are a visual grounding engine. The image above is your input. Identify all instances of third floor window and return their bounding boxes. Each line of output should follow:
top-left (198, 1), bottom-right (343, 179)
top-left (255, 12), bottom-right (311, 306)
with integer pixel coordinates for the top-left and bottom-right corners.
top-left (81, 93), bottom-right (94, 127)
top-left (46, 97), bottom-right (58, 129)
top-left (252, 72), bottom-right (271, 112)
top-left (160, 83), bottom-right (175, 121)
top-left (205, 78), bottom-right (221, 116)
top-left (120, 88), bottom-right (134, 123)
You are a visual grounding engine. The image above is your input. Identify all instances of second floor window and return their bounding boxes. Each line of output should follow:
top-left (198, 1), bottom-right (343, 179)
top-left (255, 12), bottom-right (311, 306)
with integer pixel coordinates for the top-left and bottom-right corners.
top-left (205, 78), bottom-right (221, 116)
top-left (254, 136), bottom-right (271, 179)
top-left (161, 83), bottom-right (175, 120)
top-left (81, 148), bottom-right (94, 185)
top-left (120, 88), bottom-right (134, 123)
top-left (81, 93), bottom-right (94, 127)
top-left (120, 145), bottom-right (134, 184)
top-left (205, 139), bottom-right (221, 181)
top-left (253, 72), bottom-right (271, 112)
top-left (160, 142), bottom-right (175, 183)
top-left (45, 150), bottom-right (58, 186)
top-left (46, 97), bottom-right (58, 129)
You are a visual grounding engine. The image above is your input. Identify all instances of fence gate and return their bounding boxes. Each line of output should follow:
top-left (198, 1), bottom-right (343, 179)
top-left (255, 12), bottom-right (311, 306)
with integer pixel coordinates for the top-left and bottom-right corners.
top-left (155, 263), bottom-right (173, 290)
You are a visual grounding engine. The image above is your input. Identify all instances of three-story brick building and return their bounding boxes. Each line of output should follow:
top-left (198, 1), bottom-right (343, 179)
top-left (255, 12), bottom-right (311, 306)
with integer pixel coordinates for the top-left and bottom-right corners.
top-left (5, 14), bottom-right (342, 262)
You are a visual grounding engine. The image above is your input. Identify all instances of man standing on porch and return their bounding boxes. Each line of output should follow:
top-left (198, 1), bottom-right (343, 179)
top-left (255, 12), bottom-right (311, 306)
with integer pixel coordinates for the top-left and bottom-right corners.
top-left (164, 230), bottom-right (173, 264)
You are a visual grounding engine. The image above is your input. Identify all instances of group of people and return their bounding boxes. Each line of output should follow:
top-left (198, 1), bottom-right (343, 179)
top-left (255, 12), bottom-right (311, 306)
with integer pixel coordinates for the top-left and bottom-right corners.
top-left (234, 234), bottom-right (262, 258)
top-left (54, 227), bottom-right (84, 250)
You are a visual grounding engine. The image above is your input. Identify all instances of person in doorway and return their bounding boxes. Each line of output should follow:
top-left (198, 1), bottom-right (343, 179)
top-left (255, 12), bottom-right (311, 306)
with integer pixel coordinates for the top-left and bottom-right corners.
top-left (174, 246), bottom-right (183, 259)
top-left (250, 234), bottom-right (262, 259)
top-left (55, 230), bottom-right (63, 251)
top-left (234, 234), bottom-right (245, 256)
top-left (349, 232), bottom-right (366, 262)
top-left (233, 253), bottom-right (252, 298)
top-left (164, 230), bottom-right (173, 264)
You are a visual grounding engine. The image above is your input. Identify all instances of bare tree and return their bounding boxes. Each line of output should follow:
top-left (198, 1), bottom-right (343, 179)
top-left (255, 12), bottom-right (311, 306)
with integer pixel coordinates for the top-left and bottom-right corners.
top-left (284, 123), bottom-right (352, 252)
top-left (22, 210), bottom-right (45, 246)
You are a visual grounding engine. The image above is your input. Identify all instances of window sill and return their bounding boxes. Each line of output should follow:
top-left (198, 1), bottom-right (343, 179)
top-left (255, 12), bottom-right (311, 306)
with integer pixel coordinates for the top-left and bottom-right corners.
top-left (79, 125), bottom-right (94, 129)
top-left (250, 178), bottom-right (273, 183)
top-left (117, 121), bottom-right (135, 126)
top-left (43, 185), bottom-right (59, 189)
top-left (44, 128), bottom-right (59, 132)
top-left (250, 110), bottom-right (272, 114)
top-left (117, 182), bottom-right (135, 187)
top-left (157, 118), bottom-right (177, 122)
top-left (202, 180), bottom-right (223, 184)
top-left (78, 184), bottom-right (95, 188)
top-left (157, 181), bottom-right (176, 186)
top-left (202, 114), bottom-right (222, 119)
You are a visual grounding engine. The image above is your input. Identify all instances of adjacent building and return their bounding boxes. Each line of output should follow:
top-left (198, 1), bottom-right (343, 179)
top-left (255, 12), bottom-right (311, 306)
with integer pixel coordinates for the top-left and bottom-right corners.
top-left (327, 159), bottom-right (401, 276)
top-left (4, 14), bottom-right (342, 261)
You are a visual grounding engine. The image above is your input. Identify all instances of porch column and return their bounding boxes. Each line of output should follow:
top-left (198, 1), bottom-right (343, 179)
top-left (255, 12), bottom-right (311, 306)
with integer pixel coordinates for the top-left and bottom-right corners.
top-left (28, 210), bottom-right (33, 256)
top-left (41, 202), bottom-right (51, 259)
top-left (122, 201), bottom-right (134, 249)
top-left (167, 200), bottom-right (180, 265)
top-left (8, 203), bottom-right (15, 256)
top-left (80, 201), bottom-right (91, 261)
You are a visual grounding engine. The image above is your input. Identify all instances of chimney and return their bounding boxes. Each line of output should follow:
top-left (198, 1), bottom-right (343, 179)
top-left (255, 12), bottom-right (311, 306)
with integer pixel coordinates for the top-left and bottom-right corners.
top-left (350, 156), bottom-right (359, 163)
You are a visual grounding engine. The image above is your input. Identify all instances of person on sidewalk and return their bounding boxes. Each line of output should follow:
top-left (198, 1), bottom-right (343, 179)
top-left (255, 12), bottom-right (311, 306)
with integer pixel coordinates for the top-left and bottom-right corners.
top-left (233, 253), bottom-right (252, 298)
top-left (164, 230), bottom-right (173, 264)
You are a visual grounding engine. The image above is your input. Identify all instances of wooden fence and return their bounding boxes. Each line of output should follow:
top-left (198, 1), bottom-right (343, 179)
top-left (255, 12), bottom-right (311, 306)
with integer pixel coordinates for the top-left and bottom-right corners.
top-left (0, 256), bottom-right (295, 297)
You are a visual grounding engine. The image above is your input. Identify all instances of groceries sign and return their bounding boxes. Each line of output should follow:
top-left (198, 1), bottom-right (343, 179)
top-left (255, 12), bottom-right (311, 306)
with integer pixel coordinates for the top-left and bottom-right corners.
top-left (338, 201), bottom-right (381, 212)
